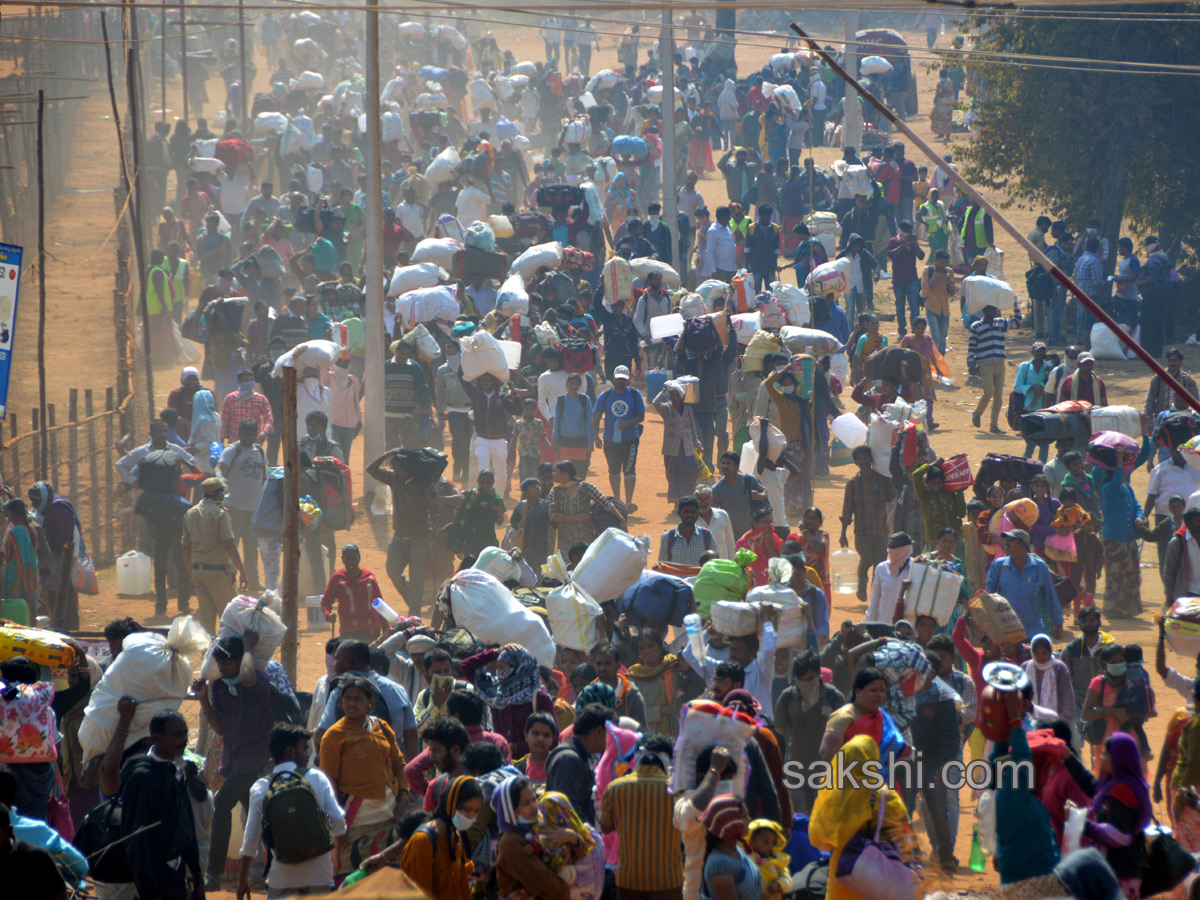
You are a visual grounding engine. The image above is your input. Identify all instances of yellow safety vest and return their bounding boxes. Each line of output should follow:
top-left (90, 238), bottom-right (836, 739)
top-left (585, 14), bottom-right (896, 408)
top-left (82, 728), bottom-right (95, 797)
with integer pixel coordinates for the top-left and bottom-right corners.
top-left (961, 208), bottom-right (987, 248)
top-left (146, 264), bottom-right (174, 316)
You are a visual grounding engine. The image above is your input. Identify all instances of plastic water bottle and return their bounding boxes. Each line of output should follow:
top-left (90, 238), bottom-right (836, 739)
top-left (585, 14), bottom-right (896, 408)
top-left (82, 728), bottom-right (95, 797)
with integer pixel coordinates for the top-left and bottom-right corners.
top-left (684, 613), bottom-right (705, 660)
top-left (372, 597), bottom-right (400, 624)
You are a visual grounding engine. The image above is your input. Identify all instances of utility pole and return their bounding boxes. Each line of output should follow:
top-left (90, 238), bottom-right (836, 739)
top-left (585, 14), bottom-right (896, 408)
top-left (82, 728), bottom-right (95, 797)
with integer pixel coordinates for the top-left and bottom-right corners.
top-left (125, 5), bottom-right (156, 427)
top-left (238, 0), bottom-right (248, 128)
top-left (362, 0), bottom-right (386, 491)
top-left (160, 8), bottom-right (167, 120)
top-left (180, 0), bottom-right (188, 124)
top-left (280, 367), bottom-right (299, 685)
top-left (660, 7), bottom-right (677, 260)
top-left (36, 90), bottom-right (48, 479)
top-left (842, 11), bottom-right (862, 152)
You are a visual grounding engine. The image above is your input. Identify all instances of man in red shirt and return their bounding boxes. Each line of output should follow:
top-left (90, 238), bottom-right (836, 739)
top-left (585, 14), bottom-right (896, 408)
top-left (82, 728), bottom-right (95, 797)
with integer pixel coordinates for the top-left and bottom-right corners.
top-left (319, 544), bottom-right (387, 642)
top-left (381, 208), bottom-right (413, 264)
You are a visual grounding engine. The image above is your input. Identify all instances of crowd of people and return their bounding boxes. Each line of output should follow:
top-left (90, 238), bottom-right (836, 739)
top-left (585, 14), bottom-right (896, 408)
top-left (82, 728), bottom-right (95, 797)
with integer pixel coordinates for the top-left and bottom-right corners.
top-left (3, 7), bottom-right (1199, 900)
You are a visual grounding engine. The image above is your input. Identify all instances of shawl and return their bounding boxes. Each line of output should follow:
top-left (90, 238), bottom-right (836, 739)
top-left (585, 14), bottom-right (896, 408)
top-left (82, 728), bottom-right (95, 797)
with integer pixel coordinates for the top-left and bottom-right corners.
top-left (475, 646), bottom-right (541, 710)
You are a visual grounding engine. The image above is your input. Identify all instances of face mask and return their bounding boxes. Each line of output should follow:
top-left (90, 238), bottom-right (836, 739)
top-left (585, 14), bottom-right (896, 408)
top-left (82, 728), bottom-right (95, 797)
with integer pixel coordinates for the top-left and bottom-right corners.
top-left (648, 215), bottom-right (660, 226)
top-left (1107, 662), bottom-right (1126, 677)
top-left (780, 385), bottom-right (795, 395)
top-left (452, 811), bottom-right (476, 831)
top-left (238, 381), bottom-right (254, 396)
top-left (269, 349), bottom-right (285, 363)
top-left (447, 354), bottom-right (461, 370)
top-left (304, 377), bottom-right (320, 391)
top-left (517, 816), bottom-right (537, 826)
top-left (887, 545), bottom-right (911, 567)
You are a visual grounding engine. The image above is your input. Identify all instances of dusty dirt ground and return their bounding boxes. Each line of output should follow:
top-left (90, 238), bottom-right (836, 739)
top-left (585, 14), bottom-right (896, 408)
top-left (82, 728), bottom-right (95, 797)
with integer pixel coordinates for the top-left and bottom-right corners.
top-left (14, 13), bottom-right (1190, 896)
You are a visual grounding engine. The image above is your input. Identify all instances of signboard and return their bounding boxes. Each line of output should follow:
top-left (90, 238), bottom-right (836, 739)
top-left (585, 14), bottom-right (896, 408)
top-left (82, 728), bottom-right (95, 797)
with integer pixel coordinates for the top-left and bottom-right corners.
top-left (0, 242), bottom-right (22, 418)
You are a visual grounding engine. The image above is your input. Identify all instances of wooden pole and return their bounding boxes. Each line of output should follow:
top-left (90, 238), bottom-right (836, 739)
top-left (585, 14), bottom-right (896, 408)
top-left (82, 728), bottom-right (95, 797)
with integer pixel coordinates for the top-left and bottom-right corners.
top-left (280, 366), bottom-right (299, 686)
top-left (104, 388), bottom-right (115, 563)
top-left (68, 390), bottom-right (79, 506)
top-left (124, 7), bottom-right (158, 428)
top-left (789, 22), bottom-right (1200, 415)
top-left (180, 0), bottom-right (188, 125)
top-left (36, 89), bottom-right (48, 480)
top-left (361, 0), bottom-right (385, 493)
top-left (237, 0), bottom-right (248, 129)
top-left (660, 8), bottom-right (677, 275)
top-left (160, 7), bottom-right (167, 121)
top-left (86, 390), bottom-right (100, 561)
top-left (56, 541), bottom-right (75, 628)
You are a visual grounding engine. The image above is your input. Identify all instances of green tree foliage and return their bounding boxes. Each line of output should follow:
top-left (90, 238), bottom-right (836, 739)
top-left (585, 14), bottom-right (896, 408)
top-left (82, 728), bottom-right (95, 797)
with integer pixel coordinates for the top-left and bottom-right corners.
top-left (958, 5), bottom-right (1200, 257)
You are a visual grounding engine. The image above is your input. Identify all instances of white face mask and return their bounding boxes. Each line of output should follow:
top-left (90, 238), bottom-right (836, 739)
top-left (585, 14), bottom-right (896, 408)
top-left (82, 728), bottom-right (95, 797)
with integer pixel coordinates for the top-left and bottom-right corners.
top-left (780, 385), bottom-right (795, 395)
top-left (649, 215), bottom-right (660, 226)
top-left (304, 377), bottom-right (320, 391)
top-left (452, 811), bottom-right (476, 831)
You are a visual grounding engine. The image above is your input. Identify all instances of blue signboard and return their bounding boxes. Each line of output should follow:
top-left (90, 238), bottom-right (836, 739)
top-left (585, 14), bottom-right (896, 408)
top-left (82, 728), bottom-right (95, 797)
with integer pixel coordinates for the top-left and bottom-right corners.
top-left (0, 243), bottom-right (22, 418)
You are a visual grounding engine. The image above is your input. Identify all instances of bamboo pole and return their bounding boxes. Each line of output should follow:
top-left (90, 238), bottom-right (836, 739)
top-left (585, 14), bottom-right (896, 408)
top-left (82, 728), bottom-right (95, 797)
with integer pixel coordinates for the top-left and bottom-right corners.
top-left (280, 367), bottom-right (300, 685)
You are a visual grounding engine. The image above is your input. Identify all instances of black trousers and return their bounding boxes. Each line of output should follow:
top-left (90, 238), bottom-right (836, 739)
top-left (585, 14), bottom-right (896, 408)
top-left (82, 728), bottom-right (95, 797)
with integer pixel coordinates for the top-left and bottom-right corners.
top-left (149, 517), bottom-right (189, 614)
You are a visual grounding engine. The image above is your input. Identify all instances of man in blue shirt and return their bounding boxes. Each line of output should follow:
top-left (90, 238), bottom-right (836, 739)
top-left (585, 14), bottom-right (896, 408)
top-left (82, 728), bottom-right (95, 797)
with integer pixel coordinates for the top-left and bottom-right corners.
top-left (591, 366), bottom-right (645, 513)
top-left (314, 639), bottom-right (418, 761)
top-left (985, 529), bottom-right (1063, 640)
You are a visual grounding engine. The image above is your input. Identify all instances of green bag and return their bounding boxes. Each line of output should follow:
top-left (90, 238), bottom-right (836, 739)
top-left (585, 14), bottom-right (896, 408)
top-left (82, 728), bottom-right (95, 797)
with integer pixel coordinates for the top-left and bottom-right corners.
top-left (692, 548), bottom-right (757, 619)
top-left (830, 438), bottom-right (854, 467)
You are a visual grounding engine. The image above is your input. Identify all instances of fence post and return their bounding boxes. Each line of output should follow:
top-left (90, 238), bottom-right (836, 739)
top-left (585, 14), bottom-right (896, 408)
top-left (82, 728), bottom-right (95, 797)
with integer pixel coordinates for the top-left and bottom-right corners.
top-left (105, 388), bottom-right (116, 564)
top-left (85, 390), bottom-right (101, 563)
top-left (7, 416), bottom-right (17, 491)
top-left (47, 403), bottom-right (58, 490)
top-left (31, 408), bottom-right (40, 488)
top-left (68, 390), bottom-right (79, 507)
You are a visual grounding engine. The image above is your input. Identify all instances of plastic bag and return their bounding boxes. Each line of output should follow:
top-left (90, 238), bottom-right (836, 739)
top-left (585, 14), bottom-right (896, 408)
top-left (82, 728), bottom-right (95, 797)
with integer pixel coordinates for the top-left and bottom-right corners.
top-left (447, 569), bottom-right (555, 666)
top-left (1089, 323), bottom-right (1136, 360)
top-left (394, 285), bottom-right (459, 328)
top-left (463, 222), bottom-right (497, 253)
top-left (411, 237), bottom-right (463, 270)
top-left (425, 146), bottom-right (462, 185)
top-left (388, 262), bottom-right (447, 298)
top-left (547, 581), bottom-right (605, 652)
top-left (772, 282), bottom-right (811, 326)
top-left (198, 593), bottom-right (287, 679)
top-left (572, 529), bottom-right (650, 603)
top-left (271, 339), bottom-right (345, 377)
top-left (748, 417), bottom-right (787, 462)
top-left (510, 242), bottom-right (564, 282)
top-left (496, 274), bottom-right (530, 315)
top-left (79, 617), bottom-right (211, 763)
top-left (692, 549), bottom-right (756, 618)
top-left (458, 330), bottom-right (511, 382)
top-left (473, 546), bottom-right (522, 583)
top-left (962, 275), bottom-right (1016, 315)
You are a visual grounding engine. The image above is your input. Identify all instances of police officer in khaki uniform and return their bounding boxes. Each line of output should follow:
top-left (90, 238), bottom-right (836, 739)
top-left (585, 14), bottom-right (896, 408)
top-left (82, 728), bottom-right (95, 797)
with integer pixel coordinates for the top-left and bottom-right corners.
top-left (183, 476), bottom-right (248, 634)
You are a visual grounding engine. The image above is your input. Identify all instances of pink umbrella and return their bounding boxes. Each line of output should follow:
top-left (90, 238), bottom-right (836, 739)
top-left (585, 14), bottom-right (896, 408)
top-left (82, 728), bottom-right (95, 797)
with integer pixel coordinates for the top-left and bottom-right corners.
top-left (1087, 430), bottom-right (1140, 471)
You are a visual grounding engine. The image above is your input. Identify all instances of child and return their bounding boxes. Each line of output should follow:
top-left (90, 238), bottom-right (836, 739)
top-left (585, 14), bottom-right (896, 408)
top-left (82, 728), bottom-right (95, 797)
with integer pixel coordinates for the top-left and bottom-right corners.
top-left (514, 398), bottom-right (549, 483)
top-left (1048, 488), bottom-right (1091, 608)
top-left (735, 508), bottom-right (783, 586)
top-left (1117, 643), bottom-right (1155, 759)
top-left (790, 507), bottom-right (832, 608)
top-left (745, 819), bottom-right (790, 898)
top-left (533, 791), bottom-right (598, 888)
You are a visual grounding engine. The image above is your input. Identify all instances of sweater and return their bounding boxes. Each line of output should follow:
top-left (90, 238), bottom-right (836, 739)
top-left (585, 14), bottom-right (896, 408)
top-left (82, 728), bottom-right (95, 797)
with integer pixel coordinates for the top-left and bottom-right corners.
top-left (319, 716), bottom-right (407, 800)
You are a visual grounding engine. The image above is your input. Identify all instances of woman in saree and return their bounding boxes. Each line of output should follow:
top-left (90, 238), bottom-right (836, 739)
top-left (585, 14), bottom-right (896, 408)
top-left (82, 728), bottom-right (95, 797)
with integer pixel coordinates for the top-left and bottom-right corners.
top-left (930, 69), bottom-right (955, 140)
top-left (2, 498), bottom-right (43, 624)
top-left (626, 629), bottom-right (683, 738)
top-left (605, 171), bottom-right (635, 231)
top-left (809, 734), bottom-right (913, 900)
top-left (186, 390), bottom-right (223, 475)
top-left (818, 667), bottom-right (909, 763)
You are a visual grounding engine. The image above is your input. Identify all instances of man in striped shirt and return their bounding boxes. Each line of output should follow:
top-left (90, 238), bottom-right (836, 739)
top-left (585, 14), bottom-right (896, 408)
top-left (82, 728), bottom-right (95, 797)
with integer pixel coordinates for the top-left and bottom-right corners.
top-left (600, 734), bottom-right (685, 900)
top-left (969, 304), bottom-right (1016, 433)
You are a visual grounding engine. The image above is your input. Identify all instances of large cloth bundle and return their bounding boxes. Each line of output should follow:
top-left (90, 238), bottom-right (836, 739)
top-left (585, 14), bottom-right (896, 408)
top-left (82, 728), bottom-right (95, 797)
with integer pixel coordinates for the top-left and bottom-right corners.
top-left (746, 558), bottom-right (808, 647)
top-left (617, 571), bottom-right (693, 626)
top-left (711, 601), bottom-right (761, 637)
top-left (198, 594), bottom-right (287, 680)
top-left (425, 147), bottom-right (462, 185)
top-left (670, 700), bottom-right (758, 797)
top-left (458, 331), bottom-right (511, 382)
top-left (448, 569), bottom-right (555, 665)
top-left (510, 242), bottom-right (564, 282)
top-left (387, 262), bottom-right (446, 298)
top-left (271, 340), bottom-right (345, 377)
top-left (79, 617), bottom-right (211, 763)
top-left (967, 591), bottom-right (1026, 645)
top-left (547, 581), bottom-right (605, 652)
top-left (1089, 405), bottom-right (1142, 440)
top-left (0, 681), bottom-right (57, 763)
top-left (962, 275), bottom-right (1016, 315)
top-left (805, 257), bottom-right (852, 297)
top-left (1019, 410), bottom-right (1092, 443)
top-left (603, 257), bottom-right (634, 308)
top-left (630, 258), bottom-right (682, 289)
top-left (693, 549), bottom-right (756, 618)
top-left (771, 283), bottom-right (811, 326)
top-left (0, 624), bottom-right (77, 668)
top-left (411, 237), bottom-right (464, 270)
top-left (394, 285), bottom-right (459, 328)
top-left (572, 529), bottom-right (650, 603)
top-left (907, 559), bottom-right (963, 625)
top-left (864, 346), bottom-right (923, 384)
top-left (860, 55), bottom-right (893, 75)
top-left (780, 326), bottom-right (843, 356)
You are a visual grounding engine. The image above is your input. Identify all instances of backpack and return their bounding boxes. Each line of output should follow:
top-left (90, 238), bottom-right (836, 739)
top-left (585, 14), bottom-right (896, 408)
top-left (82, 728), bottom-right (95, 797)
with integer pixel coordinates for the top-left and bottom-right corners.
top-left (682, 315), bottom-right (720, 357)
top-left (310, 456), bottom-right (355, 530)
top-left (1025, 265), bottom-right (1054, 303)
top-left (136, 448), bottom-right (183, 494)
top-left (73, 796), bottom-right (133, 883)
top-left (590, 496), bottom-right (628, 536)
top-left (261, 768), bottom-right (335, 864)
top-left (557, 336), bottom-right (595, 373)
top-left (1006, 389), bottom-right (1025, 432)
top-left (269, 683), bottom-right (305, 726)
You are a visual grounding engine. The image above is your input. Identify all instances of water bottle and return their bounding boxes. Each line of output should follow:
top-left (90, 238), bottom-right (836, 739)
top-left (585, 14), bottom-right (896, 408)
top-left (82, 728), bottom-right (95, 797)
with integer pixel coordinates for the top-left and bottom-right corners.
top-left (969, 825), bottom-right (986, 872)
top-left (372, 597), bottom-right (400, 624)
top-left (684, 613), bottom-right (705, 660)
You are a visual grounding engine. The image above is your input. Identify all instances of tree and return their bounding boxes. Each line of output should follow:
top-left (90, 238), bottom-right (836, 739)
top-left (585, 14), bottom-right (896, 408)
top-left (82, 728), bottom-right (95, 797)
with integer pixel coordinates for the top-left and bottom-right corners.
top-left (958, 5), bottom-right (1200, 265)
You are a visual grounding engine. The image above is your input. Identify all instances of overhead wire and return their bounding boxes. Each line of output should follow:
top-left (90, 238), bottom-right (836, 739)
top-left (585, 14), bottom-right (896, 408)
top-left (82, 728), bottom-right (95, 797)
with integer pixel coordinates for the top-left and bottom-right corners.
top-left (4, 0), bottom-right (1198, 78)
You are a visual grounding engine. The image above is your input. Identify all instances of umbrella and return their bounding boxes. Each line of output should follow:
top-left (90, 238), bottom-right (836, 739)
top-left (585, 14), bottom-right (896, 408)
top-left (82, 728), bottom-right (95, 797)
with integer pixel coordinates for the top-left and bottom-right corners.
top-left (1087, 430), bottom-right (1140, 471)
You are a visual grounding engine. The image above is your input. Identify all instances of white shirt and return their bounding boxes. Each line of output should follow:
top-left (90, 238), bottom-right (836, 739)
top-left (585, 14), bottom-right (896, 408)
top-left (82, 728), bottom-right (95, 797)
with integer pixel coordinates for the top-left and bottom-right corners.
top-left (537, 368), bottom-right (571, 423)
top-left (867, 558), bottom-right (910, 623)
top-left (683, 622), bottom-right (778, 719)
top-left (239, 762), bottom-right (347, 891)
top-left (1150, 460), bottom-right (1200, 513)
top-left (396, 202), bottom-right (425, 239)
top-left (810, 78), bottom-right (827, 111)
top-left (699, 506), bottom-right (735, 560)
top-left (846, 251), bottom-right (865, 293)
top-left (295, 380), bottom-right (333, 440)
top-left (456, 187), bottom-right (490, 227)
top-left (703, 222), bottom-right (736, 273)
top-left (674, 792), bottom-right (707, 900)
